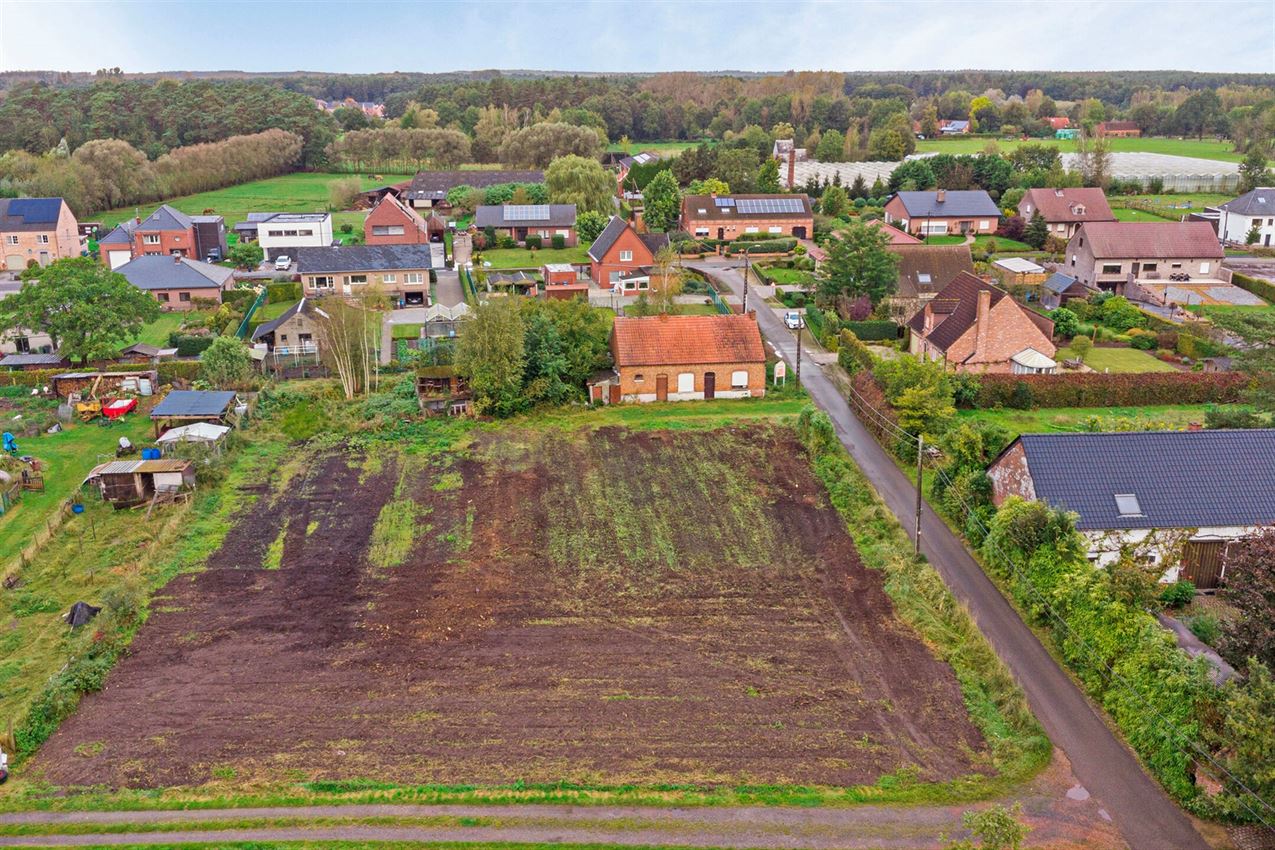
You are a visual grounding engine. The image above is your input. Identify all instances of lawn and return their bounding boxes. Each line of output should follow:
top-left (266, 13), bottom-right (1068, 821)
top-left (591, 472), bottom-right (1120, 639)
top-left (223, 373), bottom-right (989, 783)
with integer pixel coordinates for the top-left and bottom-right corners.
top-left (96, 172), bottom-right (410, 230)
top-left (479, 246), bottom-right (590, 269)
top-left (391, 322), bottom-right (424, 339)
top-left (762, 265), bottom-right (816, 286)
top-left (956, 403), bottom-right (1237, 441)
top-left (127, 312), bottom-right (192, 348)
top-left (606, 140), bottom-right (706, 155)
top-left (973, 234), bottom-right (1032, 253)
top-left (255, 300), bottom-right (299, 321)
top-left (915, 136), bottom-right (1244, 162)
top-left (915, 234), bottom-right (966, 245)
top-left (675, 301), bottom-right (721, 316)
top-left (1055, 345), bottom-right (1179, 373)
top-left (1112, 207), bottom-right (1167, 222)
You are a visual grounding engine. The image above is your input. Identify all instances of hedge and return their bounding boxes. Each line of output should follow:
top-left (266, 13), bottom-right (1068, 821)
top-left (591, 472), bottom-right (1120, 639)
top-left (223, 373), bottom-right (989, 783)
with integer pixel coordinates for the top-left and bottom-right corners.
top-left (168, 333), bottom-right (216, 357)
top-left (803, 303), bottom-right (837, 345)
top-left (221, 289), bottom-right (255, 306)
top-left (843, 320), bottom-right (899, 341)
top-left (726, 238), bottom-right (797, 254)
top-left (1231, 271), bottom-right (1275, 303)
top-left (266, 281), bottom-right (301, 303)
top-left (965, 371), bottom-right (1248, 409)
top-left (0, 360), bottom-right (202, 388)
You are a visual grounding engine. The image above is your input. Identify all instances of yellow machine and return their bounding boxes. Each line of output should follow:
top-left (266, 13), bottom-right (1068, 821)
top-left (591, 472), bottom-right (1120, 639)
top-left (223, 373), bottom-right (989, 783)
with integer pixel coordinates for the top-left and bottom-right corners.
top-left (72, 376), bottom-right (104, 422)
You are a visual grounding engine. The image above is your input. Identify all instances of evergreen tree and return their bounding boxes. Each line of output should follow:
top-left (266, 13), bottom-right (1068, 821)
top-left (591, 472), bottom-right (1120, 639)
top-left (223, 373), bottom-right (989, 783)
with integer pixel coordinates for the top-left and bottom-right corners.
top-left (849, 174), bottom-right (868, 200)
top-left (1024, 210), bottom-right (1049, 250)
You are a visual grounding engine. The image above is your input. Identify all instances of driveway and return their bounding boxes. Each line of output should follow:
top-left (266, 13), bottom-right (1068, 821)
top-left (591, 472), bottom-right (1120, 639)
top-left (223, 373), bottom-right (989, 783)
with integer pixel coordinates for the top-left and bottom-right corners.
top-left (689, 259), bottom-right (1210, 850)
top-left (434, 269), bottom-right (464, 307)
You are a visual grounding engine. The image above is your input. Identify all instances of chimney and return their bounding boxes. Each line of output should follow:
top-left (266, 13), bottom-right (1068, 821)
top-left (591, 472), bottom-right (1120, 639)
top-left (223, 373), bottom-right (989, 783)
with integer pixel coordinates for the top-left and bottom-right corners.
top-left (935, 189), bottom-right (946, 204)
top-left (974, 288), bottom-right (992, 355)
top-left (173, 253), bottom-right (182, 264)
top-left (787, 147), bottom-right (796, 189)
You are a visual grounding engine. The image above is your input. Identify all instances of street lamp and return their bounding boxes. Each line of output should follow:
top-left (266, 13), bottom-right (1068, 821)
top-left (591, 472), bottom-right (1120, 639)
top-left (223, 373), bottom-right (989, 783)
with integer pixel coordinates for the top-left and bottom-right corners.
top-left (795, 321), bottom-right (802, 386)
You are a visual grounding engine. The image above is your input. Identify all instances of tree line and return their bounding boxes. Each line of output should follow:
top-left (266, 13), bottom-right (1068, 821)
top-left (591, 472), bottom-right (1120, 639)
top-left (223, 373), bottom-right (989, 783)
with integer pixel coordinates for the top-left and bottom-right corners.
top-left (0, 129), bottom-right (303, 217)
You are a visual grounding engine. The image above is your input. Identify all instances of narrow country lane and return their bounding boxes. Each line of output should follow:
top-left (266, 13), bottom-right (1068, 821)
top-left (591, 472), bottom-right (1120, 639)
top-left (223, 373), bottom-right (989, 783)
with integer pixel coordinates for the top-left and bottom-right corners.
top-left (689, 259), bottom-right (1211, 850)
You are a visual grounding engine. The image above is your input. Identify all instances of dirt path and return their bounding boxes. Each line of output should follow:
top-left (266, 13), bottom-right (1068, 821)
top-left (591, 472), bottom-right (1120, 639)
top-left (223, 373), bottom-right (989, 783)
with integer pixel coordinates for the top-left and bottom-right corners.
top-left (0, 778), bottom-right (1125, 848)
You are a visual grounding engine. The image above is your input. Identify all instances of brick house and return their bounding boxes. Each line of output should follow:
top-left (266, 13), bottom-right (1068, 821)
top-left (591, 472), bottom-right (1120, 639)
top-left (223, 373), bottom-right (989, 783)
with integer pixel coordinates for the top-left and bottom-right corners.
top-left (1063, 221), bottom-right (1224, 294)
top-left (541, 263), bottom-right (589, 300)
top-left (251, 298), bottom-right (325, 355)
top-left (679, 194), bottom-right (814, 241)
top-left (1017, 188), bottom-right (1116, 240)
top-left (97, 219), bottom-right (138, 269)
top-left (364, 194), bottom-right (438, 245)
top-left (590, 314), bottom-right (767, 404)
top-left (116, 254), bottom-right (235, 310)
top-left (296, 244), bottom-right (434, 305)
top-left (1095, 121), bottom-right (1141, 138)
top-left (132, 205), bottom-right (198, 259)
top-left (908, 271), bottom-right (1056, 373)
top-left (474, 204), bottom-right (577, 247)
top-left (587, 215), bottom-right (670, 287)
top-left (987, 430), bottom-right (1275, 589)
top-left (400, 170), bottom-right (543, 211)
top-left (884, 243), bottom-right (974, 322)
top-left (884, 190), bottom-right (1000, 237)
top-left (0, 197), bottom-right (83, 270)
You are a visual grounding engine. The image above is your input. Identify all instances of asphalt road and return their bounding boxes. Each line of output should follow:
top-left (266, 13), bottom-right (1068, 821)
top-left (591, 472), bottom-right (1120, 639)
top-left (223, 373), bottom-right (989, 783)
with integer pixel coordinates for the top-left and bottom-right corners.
top-left (691, 260), bottom-right (1211, 850)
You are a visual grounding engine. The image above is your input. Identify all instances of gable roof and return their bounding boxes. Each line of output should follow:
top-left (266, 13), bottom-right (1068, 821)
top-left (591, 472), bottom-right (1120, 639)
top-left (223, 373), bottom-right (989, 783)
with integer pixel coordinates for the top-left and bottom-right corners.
top-left (473, 204), bottom-right (577, 229)
top-left (1074, 221), bottom-right (1223, 260)
top-left (1005, 430), bottom-right (1275, 530)
top-left (372, 193), bottom-right (428, 229)
top-left (611, 314), bottom-right (765, 367)
top-left (867, 218), bottom-right (921, 245)
top-left (587, 215), bottom-right (666, 262)
top-left (1043, 272), bottom-right (1082, 295)
top-left (295, 244), bottom-right (434, 274)
top-left (888, 244), bottom-right (974, 299)
top-left (116, 255), bottom-right (234, 291)
top-left (1020, 188), bottom-right (1115, 223)
top-left (908, 271), bottom-right (1052, 353)
top-left (893, 190), bottom-right (1000, 218)
top-left (251, 297), bottom-right (326, 341)
top-left (402, 170), bottom-right (544, 202)
top-left (1098, 121), bottom-right (1140, 132)
top-left (98, 219), bottom-right (138, 245)
top-left (0, 198), bottom-right (66, 231)
top-left (1218, 187), bottom-right (1275, 217)
top-left (138, 204), bottom-right (193, 232)
top-left (681, 194), bottom-right (814, 221)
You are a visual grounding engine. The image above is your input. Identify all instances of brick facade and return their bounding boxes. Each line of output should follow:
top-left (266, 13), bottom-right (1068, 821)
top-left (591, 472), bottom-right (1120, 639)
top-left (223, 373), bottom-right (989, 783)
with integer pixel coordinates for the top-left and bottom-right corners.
top-left (883, 196), bottom-right (998, 237)
top-left (134, 225), bottom-right (196, 258)
top-left (612, 361), bottom-right (766, 402)
top-left (590, 224), bottom-right (655, 285)
top-left (364, 195), bottom-right (429, 245)
top-left (151, 287), bottom-right (223, 311)
top-left (1, 199), bottom-right (82, 270)
top-left (679, 194), bottom-right (812, 240)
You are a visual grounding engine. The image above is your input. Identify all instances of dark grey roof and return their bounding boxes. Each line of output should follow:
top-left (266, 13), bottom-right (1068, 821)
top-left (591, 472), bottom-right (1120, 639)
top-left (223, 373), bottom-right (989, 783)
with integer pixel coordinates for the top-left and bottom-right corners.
top-left (295, 244), bottom-right (434, 274)
top-left (151, 390), bottom-right (236, 419)
top-left (1043, 272), bottom-right (1080, 294)
top-left (587, 215), bottom-right (629, 262)
top-left (138, 204), bottom-right (194, 231)
top-left (402, 170), bottom-right (544, 202)
top-left (1010, 430), bottom-right (1275, 530)
top-left (0, 198), bottom-right (65, 231)
top-left (98, 219), bottom-right (138, 244)
top-left (251, 299), bottom-right (314, 341)
top-left (474, 204), bottom-right (577, 229)
top-left (116, 255), bottom-right (234, 291)
top-left (0, 352), bottom-right (64, 367)
top-left (1218, 187), bottom-right (1275, 217)
top-left (894, 190), bottom-right (1000, 218)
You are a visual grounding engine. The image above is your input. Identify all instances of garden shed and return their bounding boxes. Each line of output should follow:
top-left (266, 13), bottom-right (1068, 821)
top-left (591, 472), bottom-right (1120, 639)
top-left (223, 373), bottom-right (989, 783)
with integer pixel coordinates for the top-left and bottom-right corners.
top-left (150, 390), bottom-right (238, 436)
top-left (88, 458), bottom-right (196, 507)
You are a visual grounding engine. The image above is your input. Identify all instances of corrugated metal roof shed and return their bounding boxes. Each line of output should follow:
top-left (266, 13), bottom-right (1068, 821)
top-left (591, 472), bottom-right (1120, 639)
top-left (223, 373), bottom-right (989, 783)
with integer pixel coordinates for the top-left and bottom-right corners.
top-left (150, 390), bottom-right (236, 418)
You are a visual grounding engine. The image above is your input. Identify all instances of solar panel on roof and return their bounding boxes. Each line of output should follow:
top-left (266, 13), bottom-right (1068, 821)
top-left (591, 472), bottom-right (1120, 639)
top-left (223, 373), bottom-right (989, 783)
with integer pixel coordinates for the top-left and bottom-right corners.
top-left (502, 205), bottom-right (550, 222)
top-left (714, 197), bottom-right (735, 207)
top-left (736, 198), bottom-right (804, 215)
top-left (8, 198), bottom-right (61, 224)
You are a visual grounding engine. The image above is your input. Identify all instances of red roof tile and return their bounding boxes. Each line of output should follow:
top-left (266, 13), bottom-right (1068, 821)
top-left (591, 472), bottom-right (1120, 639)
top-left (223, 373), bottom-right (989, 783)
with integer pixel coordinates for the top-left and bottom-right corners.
top-left (1077, 221), bottom-right (1223, 259)
top-left (1020, 188), bottom-right (1115, 224)
top-left (612, 314), bottom-right (765, 367)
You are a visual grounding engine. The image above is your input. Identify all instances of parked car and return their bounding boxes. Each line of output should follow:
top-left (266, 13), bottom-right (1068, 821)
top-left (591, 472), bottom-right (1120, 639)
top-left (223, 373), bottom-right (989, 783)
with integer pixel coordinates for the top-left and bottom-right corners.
top-left (274, 255), bottom-right (292, 271)
top-left (784, 310), bottom-right (805, 330)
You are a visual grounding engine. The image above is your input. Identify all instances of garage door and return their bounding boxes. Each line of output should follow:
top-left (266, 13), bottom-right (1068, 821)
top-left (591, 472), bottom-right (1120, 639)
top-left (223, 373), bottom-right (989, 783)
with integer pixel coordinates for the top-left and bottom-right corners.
top-left (4, 254), bottom-right (23, 271)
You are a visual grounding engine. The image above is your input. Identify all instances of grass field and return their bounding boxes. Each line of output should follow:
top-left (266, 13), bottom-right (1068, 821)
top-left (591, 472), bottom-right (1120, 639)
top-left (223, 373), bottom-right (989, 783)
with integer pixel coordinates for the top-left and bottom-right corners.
top-left (127, 312), bottom-right (190, 348)
top-left (915, 136), bottom-right (1243, 162)
top-left (915, 234), bottom-right (966, 245)
top-left (1054, 345), bottom-right (1179, 373)
top-left (96, 172), bottom-right (411, 230)
top-left (479, 246), bottom-right (590, 269)
top-left (956, 403), bottom-right (1230, 440)
top-left (606, 141), bottom-right (705, 155)
top-left (255, 300), bottom-right (299, 321)
top-left (972, 234), bottom-right (1032, 253)
top-left (762, 265), bottom-right (817, 286)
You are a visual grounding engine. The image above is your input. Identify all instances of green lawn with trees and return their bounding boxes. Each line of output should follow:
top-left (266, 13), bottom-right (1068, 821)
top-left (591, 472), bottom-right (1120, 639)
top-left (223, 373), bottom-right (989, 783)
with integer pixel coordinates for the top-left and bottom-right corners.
top-left (96, 172), bottom-right (410, 230)
top-left (479, 246), bottom-right (590, 269)
top-left (955, 403), bottom-right (1234, 440)
top-left (1054, 345), bottom-right (1179, 373)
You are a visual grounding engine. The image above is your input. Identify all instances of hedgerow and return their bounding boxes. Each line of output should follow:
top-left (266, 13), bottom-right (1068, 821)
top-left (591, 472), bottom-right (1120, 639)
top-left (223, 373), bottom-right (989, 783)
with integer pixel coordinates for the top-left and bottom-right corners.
top-left (966, 372), bottom-right (1248, 409)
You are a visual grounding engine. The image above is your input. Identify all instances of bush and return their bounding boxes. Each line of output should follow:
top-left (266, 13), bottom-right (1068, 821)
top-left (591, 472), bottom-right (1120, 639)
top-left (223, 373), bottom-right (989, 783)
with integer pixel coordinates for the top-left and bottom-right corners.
top-left (965, 372), bottom-right (1248, 409)
top-left (1128, 329), bottom-right (1158, 350)
top-left (1048, 307), bottom-right (1080, 338)
top-left (1231, 272), bottom-right (1275, 303)
top-left (842, 320), bottom-right (898, 341)
top-left (266, 281), bottom-right (301, 303)
top-left (728, 237), bottom-right (797, 253)
top-left (524, 235), bottom-right (542, 250)
top-left (837, 329), bottom-right (873, 373)
top-left (551, 234), bottom-right (565, 249)
top-left (339, 223), bottom-right (353, 234)
top-left (1186, 613), bottom-right (1221, 646)
top-left (167, 332), bottom-right (215, 357)
top-left (1176, 332), bottom-right (1231, 360)
top-left (1159, 580), bottom-right (1196, 609)
top-left (803, 304), bottom-right (837, 345)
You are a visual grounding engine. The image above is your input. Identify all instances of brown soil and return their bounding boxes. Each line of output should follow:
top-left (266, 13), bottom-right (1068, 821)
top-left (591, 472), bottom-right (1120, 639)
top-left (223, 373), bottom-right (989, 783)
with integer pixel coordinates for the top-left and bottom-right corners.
top-left (31, 427), bottom-right (990, 790)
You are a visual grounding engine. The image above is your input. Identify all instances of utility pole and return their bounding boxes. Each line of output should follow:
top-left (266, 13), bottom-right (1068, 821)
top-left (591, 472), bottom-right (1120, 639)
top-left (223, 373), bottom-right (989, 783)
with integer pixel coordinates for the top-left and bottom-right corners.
top-left (795, 322), bottom-right (802, 386)
top-left (742, 246), bottom-right (751, 314)
top-left (914, 434), bottom-right (924, 553)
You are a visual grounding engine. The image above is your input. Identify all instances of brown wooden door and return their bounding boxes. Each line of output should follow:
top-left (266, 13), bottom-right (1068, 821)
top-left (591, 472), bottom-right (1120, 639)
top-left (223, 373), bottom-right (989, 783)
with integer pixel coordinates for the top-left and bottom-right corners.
top-left (704, 371), bottom-right (716, 399)
top-left (656, 374), bottom-right (668, 402)
top-left (608, 383), bottom-right (620, 405)
top-left (1180, 541), bottom-right (1225, 590)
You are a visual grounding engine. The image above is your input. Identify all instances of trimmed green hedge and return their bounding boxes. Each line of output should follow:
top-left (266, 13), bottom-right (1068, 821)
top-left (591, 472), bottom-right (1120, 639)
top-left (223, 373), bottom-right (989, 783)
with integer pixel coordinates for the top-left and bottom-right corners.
top-left (1231, 271), bottom-right (1275, 303)
top-left (843, 320), bottom-right (899, 341)
top-left (966, 372), bottom-right (1247, 409)
top-left (168, 333), bottom-right (216, 357)
top-left (803, 303), bottom-right (837, 345)
top-left (266, 281), bottom-right (301, 303)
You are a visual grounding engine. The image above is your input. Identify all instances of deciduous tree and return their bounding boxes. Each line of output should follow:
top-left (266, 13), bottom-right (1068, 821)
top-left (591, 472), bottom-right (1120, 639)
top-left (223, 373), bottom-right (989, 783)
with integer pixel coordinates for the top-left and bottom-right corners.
top-left (817, 218), bottom-right (899, 308)
top-left (199, 336), bottom-right (253, 389)
top-left (544, 154), bottom-right (615, 215)
top-left (642, 169), bottom-right (681, 232)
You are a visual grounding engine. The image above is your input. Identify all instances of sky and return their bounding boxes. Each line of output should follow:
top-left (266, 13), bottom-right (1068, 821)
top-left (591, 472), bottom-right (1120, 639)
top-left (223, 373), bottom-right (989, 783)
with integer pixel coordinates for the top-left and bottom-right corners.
top-left (1, 0), bottom-right (1273, 75)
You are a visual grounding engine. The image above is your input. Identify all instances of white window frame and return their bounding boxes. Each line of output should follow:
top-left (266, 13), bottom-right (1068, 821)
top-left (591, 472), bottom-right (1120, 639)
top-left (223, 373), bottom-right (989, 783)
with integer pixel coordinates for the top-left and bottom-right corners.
top-left (36, 234), bottom-right (50, 244)
top-left (694, 228), bottom-right (709, 237)
top-left (5, 235), bottom-right (17, 246)
top-left (979, 220), bottom-right (991, 230)
top-left (381, 274), bottom-right (397, 284)
top-left (312, 275), bottom-right (335, 288)
top-left (745, 226), bottom-right (760, 234)
top-left (768, 226), bottom-right (782, 234)
top-left (348, 274), bottom-right (368, 285)
top-left (1200, 262), bottom-right (1211, 274)
top-left (677, 372), bottom-right (695, 393)
top-left (404, 272), bottom-right (423, 284)
top-left (143, 234), bottom-right (161, 245)
top-left (372, 225), bottom-right (405, 236)
top-left (619, 250), bottom-right (633, 262)
top-left (731, 370), bottom-right (749, 389)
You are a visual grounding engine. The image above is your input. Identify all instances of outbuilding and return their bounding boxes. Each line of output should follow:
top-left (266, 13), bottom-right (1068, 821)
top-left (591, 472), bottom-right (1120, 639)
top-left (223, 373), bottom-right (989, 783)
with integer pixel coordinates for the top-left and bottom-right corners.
top-left (150, 389), bottom-right (238, 436)
top-left (89, 458), bottom-right (196, 507)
